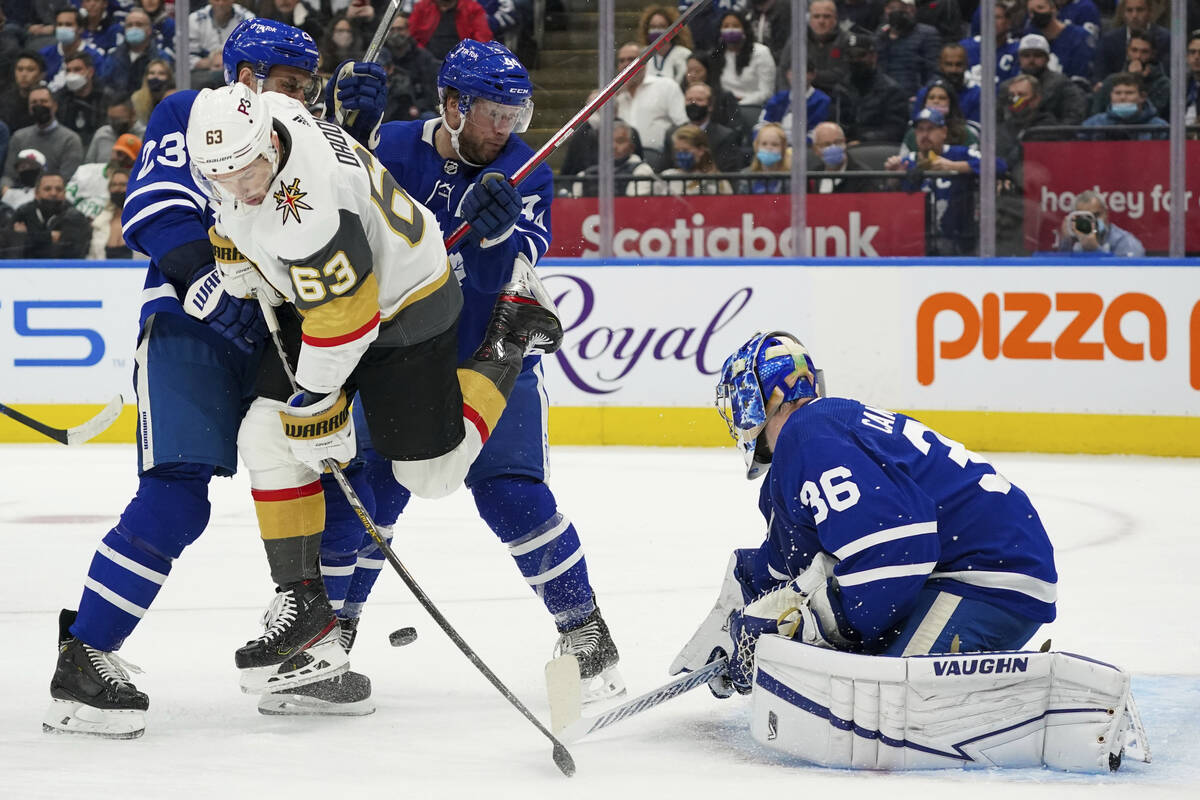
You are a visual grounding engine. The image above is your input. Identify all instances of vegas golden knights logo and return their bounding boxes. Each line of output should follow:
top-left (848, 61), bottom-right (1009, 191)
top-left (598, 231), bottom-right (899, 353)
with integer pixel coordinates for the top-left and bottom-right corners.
top-left (273, 177), bottom-right (312, 225)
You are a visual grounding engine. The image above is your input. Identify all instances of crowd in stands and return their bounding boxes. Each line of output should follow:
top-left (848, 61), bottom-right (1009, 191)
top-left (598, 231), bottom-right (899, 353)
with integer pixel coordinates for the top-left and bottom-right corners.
top-left (1, 0), bottom-right (1198, 258)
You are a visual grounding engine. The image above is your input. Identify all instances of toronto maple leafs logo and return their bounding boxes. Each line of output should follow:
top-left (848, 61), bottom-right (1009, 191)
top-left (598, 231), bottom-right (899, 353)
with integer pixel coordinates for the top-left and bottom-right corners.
top-left (273, 177), bottom-right (312, 225)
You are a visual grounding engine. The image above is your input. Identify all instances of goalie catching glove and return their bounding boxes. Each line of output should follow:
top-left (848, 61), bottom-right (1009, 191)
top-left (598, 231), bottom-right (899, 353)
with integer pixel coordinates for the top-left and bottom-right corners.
top-left (183, 264), bottom-right (267, 355)
top-left (279, 390), bottom-right (356, 474)
top-left (324, 60), bottom-right (386, 150)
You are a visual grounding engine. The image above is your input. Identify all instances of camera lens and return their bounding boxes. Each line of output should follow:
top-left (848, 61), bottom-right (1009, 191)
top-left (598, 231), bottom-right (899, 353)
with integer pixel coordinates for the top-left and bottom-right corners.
top-left (1075, 217), bottom-right (1092, 234)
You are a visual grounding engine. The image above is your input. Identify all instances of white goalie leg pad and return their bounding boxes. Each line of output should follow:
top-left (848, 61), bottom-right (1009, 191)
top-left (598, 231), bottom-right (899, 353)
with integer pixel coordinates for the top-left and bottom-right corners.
top-left (391, 420), bottom-right (482, 499)
top-left (669, 552), bottom-right (744, 676)
top-left (238, 396), bottom-right (319, 490)
top-left (750, 637), bottom-right (1139, 773)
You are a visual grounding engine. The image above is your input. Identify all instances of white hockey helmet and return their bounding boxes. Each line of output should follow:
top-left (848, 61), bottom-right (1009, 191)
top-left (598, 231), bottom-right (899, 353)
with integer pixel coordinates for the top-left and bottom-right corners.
top-left (186, 84), bottom-right (279, 203)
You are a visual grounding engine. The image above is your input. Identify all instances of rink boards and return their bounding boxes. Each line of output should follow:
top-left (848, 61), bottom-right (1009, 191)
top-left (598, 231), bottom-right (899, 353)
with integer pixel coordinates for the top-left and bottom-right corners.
top-left (1, 258), bottom-right (1197, 455)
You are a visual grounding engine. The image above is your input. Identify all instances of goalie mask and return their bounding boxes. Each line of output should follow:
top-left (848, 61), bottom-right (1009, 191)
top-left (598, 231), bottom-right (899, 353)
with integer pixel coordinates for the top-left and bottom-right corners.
top-left (716, 331), bottom-right (825, 480)
top-left (186, 84), bottom-right (279, 211)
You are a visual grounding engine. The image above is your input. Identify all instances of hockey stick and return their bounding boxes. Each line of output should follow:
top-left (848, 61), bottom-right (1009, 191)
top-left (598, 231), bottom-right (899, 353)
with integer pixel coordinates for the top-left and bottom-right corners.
top-left (548, 656), bottom-right (729, 743)
top-left (257, 298), bottom-right (576, 778)
top-left (442, 0), bottom-right (713, 249)
top-left (0, 394), bottom-right (124, 445)
top-left (343, 0), bottom-right (403, 127)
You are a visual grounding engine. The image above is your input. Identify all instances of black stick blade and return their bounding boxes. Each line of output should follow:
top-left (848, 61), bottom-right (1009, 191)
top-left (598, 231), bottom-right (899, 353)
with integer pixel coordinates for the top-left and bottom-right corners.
top-left (552, 743), bottom-right (576, 777)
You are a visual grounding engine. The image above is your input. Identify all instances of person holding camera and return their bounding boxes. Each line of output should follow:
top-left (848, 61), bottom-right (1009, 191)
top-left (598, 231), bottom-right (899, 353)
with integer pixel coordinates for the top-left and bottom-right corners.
top-left (1058, 190), bottom-right (1145, 257)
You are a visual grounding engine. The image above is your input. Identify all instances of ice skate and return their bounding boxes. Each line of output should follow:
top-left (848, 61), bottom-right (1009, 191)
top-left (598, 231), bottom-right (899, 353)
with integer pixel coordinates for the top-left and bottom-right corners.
top-left (472, 256), bottom-right (564, 363)
top-left (257, 616), bottom-right (374, 715)
top-left (43, 610), bottom-right (148, 739)
top-left (552, 605), bottom-right (626, 705)
top-left (236, 579), bottom-right (349, 694)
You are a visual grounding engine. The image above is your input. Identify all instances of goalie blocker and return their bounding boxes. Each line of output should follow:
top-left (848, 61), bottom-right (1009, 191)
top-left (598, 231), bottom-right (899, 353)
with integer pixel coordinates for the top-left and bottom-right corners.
top-left (750, 636), bottom-right (1150, 773)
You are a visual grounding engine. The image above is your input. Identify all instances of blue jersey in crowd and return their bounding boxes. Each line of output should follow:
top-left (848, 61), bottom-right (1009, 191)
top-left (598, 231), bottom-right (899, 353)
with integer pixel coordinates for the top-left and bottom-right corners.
top-left (960, 34), bottom-right (1022, 88)
top-left (372, 118), bottom-right (553, 364)
top-left (121, 90), bottom-right (214, 327)
top-left (741, 397), bottom-right (1056, 652)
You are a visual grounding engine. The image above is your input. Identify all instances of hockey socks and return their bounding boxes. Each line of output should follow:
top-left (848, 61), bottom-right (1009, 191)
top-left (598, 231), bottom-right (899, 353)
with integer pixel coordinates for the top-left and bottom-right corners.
top-left (472, 476), bottom-right (596, 629)
top-left (72, 466), bottom-right (212, 651)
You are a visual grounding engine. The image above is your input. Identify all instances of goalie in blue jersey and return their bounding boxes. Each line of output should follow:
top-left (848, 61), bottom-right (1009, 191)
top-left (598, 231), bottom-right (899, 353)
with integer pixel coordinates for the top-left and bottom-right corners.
top-left (43, 19), bottom-right (388, 738)
top-left (311, 39), bottom-right (626, 708)
top-left (671, 331), bottom-right (1058, 697)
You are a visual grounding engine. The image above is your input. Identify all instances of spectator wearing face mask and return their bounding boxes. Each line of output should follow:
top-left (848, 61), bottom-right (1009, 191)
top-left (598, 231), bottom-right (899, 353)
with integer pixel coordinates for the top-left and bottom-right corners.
top-left (639, 5), bottom-right (693, 83)
top-left (1057, 189), bottom-right (1145, 257)
top-left (381, 15), bottom-right (440, 122)
top-left (759, 62), bottom-right (831, 145)
top-left (2, 86), bottom-right (83, 189)
top-left (41, 7), bottom-right (108, 92)
top-left (0, 52), bottom-right (47, 133)
top-left (658, 123), bottom-right (733, 196)
top-left (996, 74), bottom-right (1057, 184)
top-left (834, 32), bottom-right (910, 144)
top-left (1081, 72), bottom-right (1166, 140)
top-left (66, 132), bottom-right (140, 219)
top-left (131, 57), bottom-right (174, 125)
top-left (319, 13), bottom-right (363, 73)
top-left (54, 52), bottom-right (106, 149)
top-left (106, 8), bottom-right (172, 96)
top-left (808, 121), bottom-right (890, 194)
top-left (713, 11), bottom-right (776, 123)
top-left (88, 166), bottom-right (141, 259)
top-left (85, 92), bottom-right (145, 164)
top-left (570, 118), bottom-right (657, 198)
top-left (10, 171), bottom-right (92, 258)
top-left (737, 122), bottom-right (790, 195)
top-left (1090, 31), bottom-right (1169, 119)
top-left (876, 0), bottom-right (941, 98)
top-left (1, 149), bottom-right (47, 212)
top-left (680, 50), bottom-right (744, 136)
top-left (661, 81), bottom-right (745, 172)
top-left (1024, 0), bottom-right (1093, 81)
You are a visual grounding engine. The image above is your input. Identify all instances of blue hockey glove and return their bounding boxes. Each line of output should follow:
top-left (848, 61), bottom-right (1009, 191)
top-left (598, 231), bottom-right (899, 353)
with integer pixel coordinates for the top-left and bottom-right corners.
top-left (461, 171), bottom-right (521, 247)
top-left (726, 607), bottom-right (784, 695)
top-left (324, 59), bottom-right (387, 149)
top-left (183, 265), bottom-right (267, 355)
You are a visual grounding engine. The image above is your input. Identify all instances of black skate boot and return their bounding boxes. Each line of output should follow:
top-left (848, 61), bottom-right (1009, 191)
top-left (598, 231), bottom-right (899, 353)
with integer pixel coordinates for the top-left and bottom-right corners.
top-left (257, 615), bottom-right (374, 716)
top-left (473, 257), bottom-right (563, 360)
top-left (553, 604), bottom-right (626, 705)
top-left (43, 609), bottom-right (148, 739)
top-left (235, 579), bottom-right (349, 694)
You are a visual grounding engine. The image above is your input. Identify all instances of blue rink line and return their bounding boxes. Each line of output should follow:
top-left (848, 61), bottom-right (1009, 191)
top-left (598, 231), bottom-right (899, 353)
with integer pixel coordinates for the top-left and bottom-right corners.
top-left (0, 256), bottom-right (1194, 269)
top-left (729, 674), bottom-right (1200, 785)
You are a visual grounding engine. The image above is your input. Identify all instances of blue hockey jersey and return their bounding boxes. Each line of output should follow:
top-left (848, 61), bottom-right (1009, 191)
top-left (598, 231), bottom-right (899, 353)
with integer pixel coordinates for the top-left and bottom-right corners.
top-left (740, 398), bottom-right (1056, 653)
top-left (121, 90), bottom-right (215, 328)
top-left (372, 118), bottom-right (553, 364)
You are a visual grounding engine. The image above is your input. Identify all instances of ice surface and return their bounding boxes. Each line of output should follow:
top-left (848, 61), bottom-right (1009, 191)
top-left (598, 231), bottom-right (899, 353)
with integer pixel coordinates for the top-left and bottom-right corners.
top-left (3, 444), bottom-right (1197, 798)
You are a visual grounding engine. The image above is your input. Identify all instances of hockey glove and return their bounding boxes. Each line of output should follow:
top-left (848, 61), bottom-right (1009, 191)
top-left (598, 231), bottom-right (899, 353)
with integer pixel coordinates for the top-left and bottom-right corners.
top-left (183, 265), bottom-right (267, 355)
top-left (325, 59), bottom-right (386, 150)
top-left (461, 171), bottom-right (522, 248)
top-left (209, 226), bottom-right (283, 305)
top-left (279, 390), bottom-right (356, 474)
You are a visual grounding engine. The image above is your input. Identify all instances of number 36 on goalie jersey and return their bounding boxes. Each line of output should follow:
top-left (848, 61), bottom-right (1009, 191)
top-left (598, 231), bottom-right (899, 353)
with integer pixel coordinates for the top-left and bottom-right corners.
top-left (755, 397), bottom-right (1056, 646)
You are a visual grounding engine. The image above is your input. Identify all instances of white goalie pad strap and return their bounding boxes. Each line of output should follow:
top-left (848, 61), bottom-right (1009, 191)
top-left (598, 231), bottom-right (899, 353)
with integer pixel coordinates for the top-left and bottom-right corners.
top-left (750, 638), bottom-right (1135, 773)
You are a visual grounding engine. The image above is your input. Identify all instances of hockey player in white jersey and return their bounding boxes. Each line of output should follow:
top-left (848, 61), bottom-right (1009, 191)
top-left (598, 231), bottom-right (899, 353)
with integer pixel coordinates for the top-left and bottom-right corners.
top-left (185, 83), bottom-right (563, 695)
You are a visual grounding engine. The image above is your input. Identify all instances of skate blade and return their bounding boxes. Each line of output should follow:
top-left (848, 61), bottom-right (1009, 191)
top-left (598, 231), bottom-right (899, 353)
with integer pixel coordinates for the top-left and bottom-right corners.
top-left (257, 695), bottom-right (375, 717)
top-left (42, 699), bottom-right (145, 739)
top-left (581, 665), bottom-right (627, 707)
top-left (239, 639), bottom-right (350, 694)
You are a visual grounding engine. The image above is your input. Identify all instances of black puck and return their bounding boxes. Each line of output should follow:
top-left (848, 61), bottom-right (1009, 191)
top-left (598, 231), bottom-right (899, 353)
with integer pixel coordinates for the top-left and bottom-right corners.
top-left (389, 626), bottom-right (418, 647)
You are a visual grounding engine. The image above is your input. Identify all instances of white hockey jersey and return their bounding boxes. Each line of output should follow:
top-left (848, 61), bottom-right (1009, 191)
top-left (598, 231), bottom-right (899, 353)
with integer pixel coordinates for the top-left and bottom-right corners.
top-left (213, 92), bottom-right (456, 394)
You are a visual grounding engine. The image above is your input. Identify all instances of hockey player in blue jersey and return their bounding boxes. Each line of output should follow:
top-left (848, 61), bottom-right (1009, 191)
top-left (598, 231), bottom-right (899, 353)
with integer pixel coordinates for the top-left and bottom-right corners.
top-left (670, 331), bottom-right (1057, 697)
top-left (313, 39), bottom-right (624, 707)
top-left (43, 19), bottom-right (388, 738)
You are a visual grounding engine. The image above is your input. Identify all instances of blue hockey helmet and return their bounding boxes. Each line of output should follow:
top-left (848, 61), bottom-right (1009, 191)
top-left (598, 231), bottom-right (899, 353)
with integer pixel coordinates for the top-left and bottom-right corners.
top-left (716, 331), bottom-right (824, 479)
top-left (222, 18), bottom-right (321, 103)
top-left (438, 39), bottom-right (534, 134)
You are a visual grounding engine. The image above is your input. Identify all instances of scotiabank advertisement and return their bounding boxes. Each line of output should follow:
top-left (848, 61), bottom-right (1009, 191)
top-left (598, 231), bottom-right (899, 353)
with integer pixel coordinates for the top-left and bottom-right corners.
top-left (1023, 140), bottom-right (1200, 253)
top-left (547, 193), bottom-right (926, 258)
top-left (3, 262), bottom-right (1198, 418)
top-left (537, 264), bottom-right (1200, 417)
